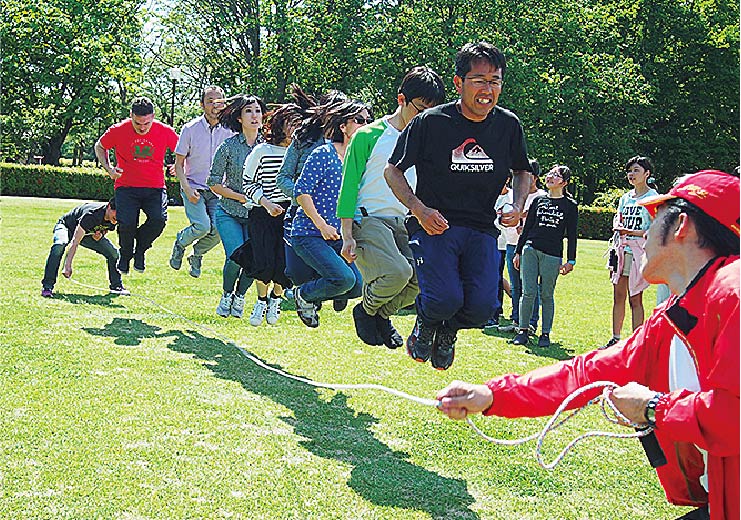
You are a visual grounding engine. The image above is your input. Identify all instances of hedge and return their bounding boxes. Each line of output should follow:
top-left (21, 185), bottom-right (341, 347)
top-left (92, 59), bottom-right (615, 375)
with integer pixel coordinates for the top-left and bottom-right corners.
top-left (1, 162), bottom-right (615, 239)
top-left (0, 163), bottom-right (183, 205)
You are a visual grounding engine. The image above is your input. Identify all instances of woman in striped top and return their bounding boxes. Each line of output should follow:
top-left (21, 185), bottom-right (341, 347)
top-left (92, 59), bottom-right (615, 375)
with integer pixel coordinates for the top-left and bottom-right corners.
top-left (240, 103), bottom-right (304, 326)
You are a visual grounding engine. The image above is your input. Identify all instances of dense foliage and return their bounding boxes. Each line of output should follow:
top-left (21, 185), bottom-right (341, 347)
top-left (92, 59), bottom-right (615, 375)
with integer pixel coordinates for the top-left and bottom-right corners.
top-left (2, 0), bottom-right (738, 201)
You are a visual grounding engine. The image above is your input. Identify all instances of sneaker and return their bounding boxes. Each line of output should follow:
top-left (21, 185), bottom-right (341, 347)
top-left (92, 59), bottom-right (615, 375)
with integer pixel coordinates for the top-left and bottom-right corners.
top-left (537, 333), bottom-right (551, 348)
top-left (283, 288), bottom-right (294, 301)
top-left (375, 315), bottom-right (403, 349)
top-left (333, 299), bottom-right (348, 312)
top-left (528, 324), bottom-right (537, 335)
top-left (110, 286), bottom-right (131, 296)
top-left (406, 318), bottom-right (436, 363)
top-left (41, 288), bottom-right (53, 298)
top-left (512, 329), bottom-right (529, 346)
top-left (117, 257), bottom-right (131, 275)
top-left (294, 288), bottom-right (319, 328)
top-left (249, 299), bottom-right (267, 326)
top-left (352, 303), bottom-right (383, 346)
top-left (170, 241), bottom-right (185, 270)
top-left (498, 323), bottom-right (517, 333)
top-left (266, 296), bottom-right (282, 325)
top-left (187, 255), bottom-right (202, 278)
top-left (431, 324), bottom-right (457, 370)
top-left (483, 317), bottom-right (499, 329)
top-left (133, 253), bottom-right (145, 273)
top-left (231, 294), bottom-right (246, 318)
top-left (599, 337), bottom-right (620, 350)
top-left (216, 293), bottom-right (233, 317)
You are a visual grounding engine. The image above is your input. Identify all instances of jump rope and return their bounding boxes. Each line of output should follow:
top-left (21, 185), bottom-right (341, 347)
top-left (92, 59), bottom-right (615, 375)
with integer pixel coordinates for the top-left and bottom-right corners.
top-left (64, 276), bottom-right (658, 470)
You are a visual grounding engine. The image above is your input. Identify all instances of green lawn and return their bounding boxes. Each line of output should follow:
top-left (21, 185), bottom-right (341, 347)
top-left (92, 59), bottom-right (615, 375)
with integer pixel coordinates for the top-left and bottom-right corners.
top-left (0, 196), bottom-right (689, 519)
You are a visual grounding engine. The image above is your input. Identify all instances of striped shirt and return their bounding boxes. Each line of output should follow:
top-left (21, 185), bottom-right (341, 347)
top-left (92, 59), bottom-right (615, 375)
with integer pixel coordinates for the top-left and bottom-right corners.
top-left (242, 143), bottom-right (290, 207)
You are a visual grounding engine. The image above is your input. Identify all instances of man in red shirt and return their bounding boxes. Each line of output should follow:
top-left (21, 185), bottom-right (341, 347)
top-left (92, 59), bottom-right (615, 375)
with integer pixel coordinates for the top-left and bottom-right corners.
top-left (437, 170), bottom-right (739, 520)
top-left (94, 97), bottom-right (179, 273)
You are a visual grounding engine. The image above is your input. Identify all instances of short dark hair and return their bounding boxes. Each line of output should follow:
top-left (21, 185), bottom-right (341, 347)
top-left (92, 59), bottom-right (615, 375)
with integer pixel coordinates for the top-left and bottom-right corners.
top-left (201, 86), bottom-right (225, 103)
top-left (131, 97), bottom-right (154, 116)
top-left (529, 158), bottom-right (541, 178)
top-left (107, 197), bottom-right (116, 210)
top-left (264, 103), bottom-right (304, 146)
top-left (323, 101), bottom-right (370, 143)
top-left (455, 42), bottom-right (506, 79)
top-left (658, 198), bottom-right (739, 256)
top-left (625, 156), bottom-right (653, 173)
top-left (218, 94), bottom-right (268, 133)
top-left (399, 66), bottom-right (446, 107)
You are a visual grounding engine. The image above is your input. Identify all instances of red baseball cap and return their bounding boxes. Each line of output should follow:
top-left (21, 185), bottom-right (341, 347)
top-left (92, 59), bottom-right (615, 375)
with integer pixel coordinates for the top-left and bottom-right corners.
top-left (638, 170), bottom-right (740, 236)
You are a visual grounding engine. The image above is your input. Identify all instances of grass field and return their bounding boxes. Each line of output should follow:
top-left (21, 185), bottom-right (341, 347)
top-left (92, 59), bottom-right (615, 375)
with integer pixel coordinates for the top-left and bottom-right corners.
top-left (0, 196), bottom-right (689, 519)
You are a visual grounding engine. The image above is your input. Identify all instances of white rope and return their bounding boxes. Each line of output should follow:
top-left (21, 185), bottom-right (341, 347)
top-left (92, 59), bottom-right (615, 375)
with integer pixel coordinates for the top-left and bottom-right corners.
top-left (63, 277), bottom-right (653, 468)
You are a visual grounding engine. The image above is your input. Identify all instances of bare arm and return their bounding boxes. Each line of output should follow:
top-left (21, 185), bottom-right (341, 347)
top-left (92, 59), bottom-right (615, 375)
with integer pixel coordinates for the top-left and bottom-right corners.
top-left (383, 163), bottom-right (448, 235)
top-left (501, 169), bottom-right (529, 227)
top-left (210, 183), bottom-right (248, 204)
top-left (340, 217), bottom-right (356, 262)
top-left (296, 194), bottom-right (339, 240)
top-left (174, 153), bottom-right (199, 203)
top-left (62, 225), bottom-right (86, 278)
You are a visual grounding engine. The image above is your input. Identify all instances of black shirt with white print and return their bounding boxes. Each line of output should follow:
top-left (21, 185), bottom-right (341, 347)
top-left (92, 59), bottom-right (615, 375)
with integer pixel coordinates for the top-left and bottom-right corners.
top-left (59, 203), bottom-right (115, 240)
top-left (516, 195), bottom-right (578, 261)
top-left (389, 102), bottom-right (529, 235)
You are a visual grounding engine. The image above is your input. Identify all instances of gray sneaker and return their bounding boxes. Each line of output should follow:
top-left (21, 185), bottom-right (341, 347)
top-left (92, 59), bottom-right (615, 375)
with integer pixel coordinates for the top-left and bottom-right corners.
top-left (216, 293), bottom-right (233, 317)
top-left (295, 288), bottom-right (319, 328)
top-left (170, 241), bottom-right (185, 270)
top-left (187, 255), bottom-right (202, 278)
top-left (231, 294), bottom-right (246, 318)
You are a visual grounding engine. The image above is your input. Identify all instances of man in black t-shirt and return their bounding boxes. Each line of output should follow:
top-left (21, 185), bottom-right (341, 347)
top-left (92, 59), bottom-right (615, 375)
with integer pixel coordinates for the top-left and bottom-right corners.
top-left (41, 199), bottom-right (128, 297)
top-left (384, 41), bottom-right (531, 370)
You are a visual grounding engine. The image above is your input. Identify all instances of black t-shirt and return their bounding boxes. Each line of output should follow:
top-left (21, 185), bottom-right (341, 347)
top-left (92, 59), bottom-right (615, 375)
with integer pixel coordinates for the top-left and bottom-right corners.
top-left (516, 195), bottom-right (579, 261)
top-left (59, 203), bottom-right (115, 239)
top-left (389, 102), bottom-right (529, 234)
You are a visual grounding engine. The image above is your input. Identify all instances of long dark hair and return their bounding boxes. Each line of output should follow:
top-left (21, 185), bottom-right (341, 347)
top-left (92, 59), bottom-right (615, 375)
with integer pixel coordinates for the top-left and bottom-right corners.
top-left (218, 94), bottom-right (267, 133)
top-left (263, 103), bottom-right (304, 146)
top-left (548, 164), bottom-right (575, 199)
top-left (293, 89), bottom-right (349, 146)
top-left (322, 101), bottom-right (370, 143)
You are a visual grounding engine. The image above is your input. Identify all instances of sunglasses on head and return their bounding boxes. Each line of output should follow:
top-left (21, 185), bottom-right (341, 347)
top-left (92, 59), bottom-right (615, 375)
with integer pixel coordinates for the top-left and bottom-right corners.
top-left (353, 116), bottom-right (373, 124)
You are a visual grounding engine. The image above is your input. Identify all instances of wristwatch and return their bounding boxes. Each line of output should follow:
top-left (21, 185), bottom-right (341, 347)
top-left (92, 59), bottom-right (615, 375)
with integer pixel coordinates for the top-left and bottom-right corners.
top-left (644, 392), bottom-right (664, 427)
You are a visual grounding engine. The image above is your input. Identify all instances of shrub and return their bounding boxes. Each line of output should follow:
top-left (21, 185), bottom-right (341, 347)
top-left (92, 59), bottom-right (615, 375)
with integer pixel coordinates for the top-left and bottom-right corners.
top-left (0, 163), bottom-right (183, 204)
top-left (578, 206), bottom-right (615, 240)
top-left (591, 188), bottom-right (624, 209)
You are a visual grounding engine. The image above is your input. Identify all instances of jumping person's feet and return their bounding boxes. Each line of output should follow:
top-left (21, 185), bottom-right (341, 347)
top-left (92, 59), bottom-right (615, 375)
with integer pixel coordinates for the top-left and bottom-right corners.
top-left (352, 304), bottom-right (383, 346)
top-left (406, 318), bottom-right (436, 363)
top-left (216, 293), bottom-right (233, 317)
top-left (294, 288), bottom-right (319, 328)
top-left (266, 295), bottom-right (282, 325)
top-left (170, 241), bottom-right (185, 270)
top-left (249, 299), bottom-right (267, 326)
top-left (133, 252), bottom-right (145, 273)
top-left (333, 299), bottom-right (348, 312)
top-left (117, 256), bottom-right (131, 275)
top-left (109, 286), bottom-right (131, 296)
top-left (187, 255), bottom-right (202, 278)
top-left (431, 324), bottom-right (457, 370)
top-left (41, 288), bottom-right (53, 298)
top-left (231, 294), bottom-right (246, 318)
top-left (375, 315), bottom-right (403, 349)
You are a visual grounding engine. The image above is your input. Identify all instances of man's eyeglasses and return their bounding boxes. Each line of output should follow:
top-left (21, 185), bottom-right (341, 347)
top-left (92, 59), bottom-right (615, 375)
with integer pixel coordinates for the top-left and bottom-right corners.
top-left (408, 99), bottom-right (429, 113)
top-left (464, 77), bottom-right (503, 89)
top-left (353, 116), bottom-right (374, 124)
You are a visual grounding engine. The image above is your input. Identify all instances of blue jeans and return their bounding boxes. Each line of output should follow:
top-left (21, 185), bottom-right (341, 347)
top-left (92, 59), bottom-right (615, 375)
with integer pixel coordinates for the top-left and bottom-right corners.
top-left (519, 245), bottom-right (560, 334)
top-left (177, 189), bottom-right (220, 257)
top-left (213, 206), bottom-right (254, 296)
top-left (42, 222), bottom-right (122, 290)
top-left (410, 226), bottom-right (499, 331)
top-left (114, 187), bottom-right (167, 261)
top-left (291, 235), bottom-right (362, 303)
top-left (506, 244), bottom-right (539, 326)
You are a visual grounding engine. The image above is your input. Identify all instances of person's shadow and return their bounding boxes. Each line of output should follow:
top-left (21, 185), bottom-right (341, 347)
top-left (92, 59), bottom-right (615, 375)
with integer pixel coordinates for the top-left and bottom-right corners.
top-left (83, 317), bottom-right (479, 519)
top-left (55, 293), bottom-right (126, 309)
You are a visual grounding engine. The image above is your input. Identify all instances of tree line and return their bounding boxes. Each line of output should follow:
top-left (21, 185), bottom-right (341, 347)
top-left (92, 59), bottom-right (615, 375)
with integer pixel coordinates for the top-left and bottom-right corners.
top-left (2, 0), bottom-right (738, 202)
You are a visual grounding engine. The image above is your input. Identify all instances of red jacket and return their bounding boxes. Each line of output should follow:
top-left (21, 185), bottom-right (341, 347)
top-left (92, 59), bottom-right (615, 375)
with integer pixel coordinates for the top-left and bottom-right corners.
top-left (485, 256), bottom-right (739, 519)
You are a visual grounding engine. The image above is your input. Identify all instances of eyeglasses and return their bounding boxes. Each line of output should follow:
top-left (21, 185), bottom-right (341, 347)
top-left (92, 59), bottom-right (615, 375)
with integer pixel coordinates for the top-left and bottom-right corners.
top-left (408, 99), bottom-right (429, 113)
top-left (546, 171), bottom-right (564, 179)
top-left (353, 116), bottom-right (374, 124)
top-left (464, 77), bottom-right (503, 89)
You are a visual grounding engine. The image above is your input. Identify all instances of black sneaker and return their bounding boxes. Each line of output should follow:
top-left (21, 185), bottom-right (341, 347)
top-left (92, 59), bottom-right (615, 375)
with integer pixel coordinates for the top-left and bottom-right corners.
top-left (117, 256), bottom-right (131, 275)
top-left (598, 337), bottom-right (620, 350)
top-left (431, 324), bottom-right (457, 370)
top-left (537, 333), bottom-right (551, 348)
top-left (333, 299), bottom-right (348, 312)
top-left (110, 286), bottom-right (131, 296)
top-left (352, 303), bottom-right (383, 346)
top-left (133, 253), bottom-right (145, 273)
top-left (170, 240), bottom-right (185, 270)
top-left (375, 315), bottom-right (403, 349)
top-left (406, 318), bottom-right (435, 362)
top-left (512, 329), bottom-right (529, 346)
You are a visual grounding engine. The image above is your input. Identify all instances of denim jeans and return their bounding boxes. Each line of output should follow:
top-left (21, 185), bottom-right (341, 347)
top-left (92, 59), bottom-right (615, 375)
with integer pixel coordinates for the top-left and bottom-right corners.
top-left (114, 187), bottom-right (168, 261)
top-left (519, 245), bottom-right (561, 334)
top-left (213, 206), bottom-right (254, 296)
top-left (178, 189), bottom-right (221, 257)
top-left (506, 243), bottom-right (539, 326)
top-left (42, 222), bottom-right (122, 290)
top-left (291, 235), bottom-right (362, 303)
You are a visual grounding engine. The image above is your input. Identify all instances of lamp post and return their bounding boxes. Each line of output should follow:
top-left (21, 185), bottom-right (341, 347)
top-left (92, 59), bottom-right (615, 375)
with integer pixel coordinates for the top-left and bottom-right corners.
top-left (168, 67), bottom-right (182, 127)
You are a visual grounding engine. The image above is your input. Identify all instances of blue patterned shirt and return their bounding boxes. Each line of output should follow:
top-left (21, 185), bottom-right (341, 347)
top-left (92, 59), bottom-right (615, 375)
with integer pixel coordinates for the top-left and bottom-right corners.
top-left (207, 132), bottom-right (262, 218)
top-left (291, 143), bottom-right (343, 237)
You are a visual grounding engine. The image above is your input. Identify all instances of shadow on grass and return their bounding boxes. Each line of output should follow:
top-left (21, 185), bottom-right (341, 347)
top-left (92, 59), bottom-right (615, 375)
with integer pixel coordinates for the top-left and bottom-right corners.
top-left (83, 317), bottom-right (479, 519)
top-left (55, 292), bottom-right (125, 308)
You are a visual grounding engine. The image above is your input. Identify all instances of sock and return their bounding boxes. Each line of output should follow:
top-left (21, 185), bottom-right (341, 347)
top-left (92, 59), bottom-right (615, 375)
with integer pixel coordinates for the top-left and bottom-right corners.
top-left (613, 334), bottom-right (621, 341)
top-left (269, 290), bottom-right (280, 300)
top-left (258, 295), bottom-right (268, 302)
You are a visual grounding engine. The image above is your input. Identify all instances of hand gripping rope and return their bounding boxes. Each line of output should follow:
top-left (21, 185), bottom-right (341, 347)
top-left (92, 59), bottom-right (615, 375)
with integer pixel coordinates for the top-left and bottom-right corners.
top-left (64, 277), bottom-right (657, 469)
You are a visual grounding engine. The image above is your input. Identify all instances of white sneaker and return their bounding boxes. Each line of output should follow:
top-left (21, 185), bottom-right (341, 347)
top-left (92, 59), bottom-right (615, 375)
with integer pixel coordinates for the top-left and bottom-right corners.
top-left (231, 294), bottom-right (246, 318)
top-left (249, 299), bottom-right (267, 326)
top-left (216, 293), bottom-right (233, 317)
top-left (266, 296), bottom-right (282, 325)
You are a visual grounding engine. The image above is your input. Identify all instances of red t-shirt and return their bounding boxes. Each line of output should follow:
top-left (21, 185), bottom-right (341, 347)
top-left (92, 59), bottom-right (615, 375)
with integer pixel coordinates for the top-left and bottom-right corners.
top-left (99, 119), bottom-right (179, 189)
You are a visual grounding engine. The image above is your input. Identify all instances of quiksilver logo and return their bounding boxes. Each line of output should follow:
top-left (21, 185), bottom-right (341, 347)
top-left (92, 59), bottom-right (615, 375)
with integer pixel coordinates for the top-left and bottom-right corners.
top-left (450, 138), bottom-right (494, 172)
